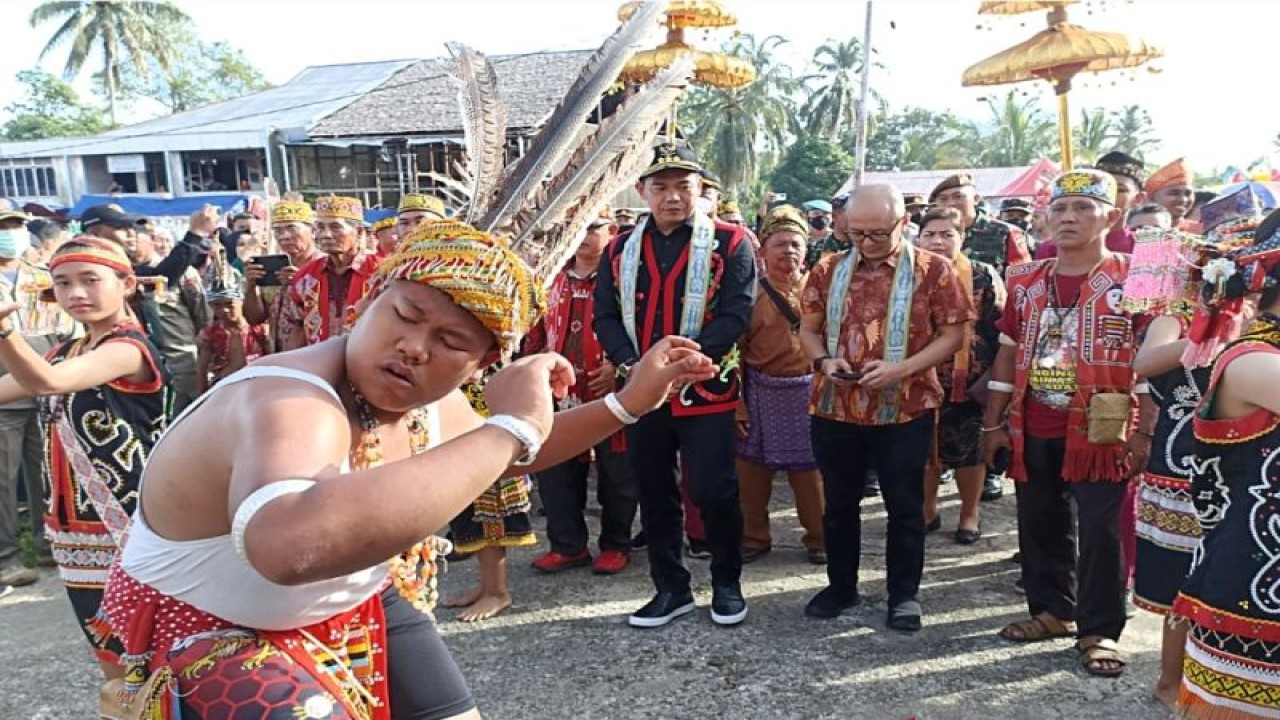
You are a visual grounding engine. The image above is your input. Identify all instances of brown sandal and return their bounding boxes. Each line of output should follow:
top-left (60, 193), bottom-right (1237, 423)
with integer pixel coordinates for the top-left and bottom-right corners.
top-left (999, 611), bottom-right (1077, 642)
top-left (1077, 636), bottom-right (1126, 677)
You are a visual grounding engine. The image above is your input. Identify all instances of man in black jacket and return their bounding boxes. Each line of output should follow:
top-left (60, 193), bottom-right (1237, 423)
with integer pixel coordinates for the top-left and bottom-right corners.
top-left (594, 144), bottom-right (757, 628)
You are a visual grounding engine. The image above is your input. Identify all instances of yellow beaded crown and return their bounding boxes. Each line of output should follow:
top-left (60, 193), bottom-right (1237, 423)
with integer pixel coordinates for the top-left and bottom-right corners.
top-left (314, 195), bottom-right (364, 223)
top-left (397, 193), bottom-right (447, 217)
top-left (272, 201), bottom-right (314, 225)
top-left (372, 216), bottom-right (397, 233)
top-left (371, 220), bottom-right (544, 362)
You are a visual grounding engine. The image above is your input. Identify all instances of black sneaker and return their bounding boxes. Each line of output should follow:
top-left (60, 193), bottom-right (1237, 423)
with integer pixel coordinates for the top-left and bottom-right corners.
top-left (628, 591), bottom-right (696, 628)
top-left (684, 538), bottom-right (712, 560)
top-left (981, 474), bottom-right (1004, 502)
top-left (887, 599), bottom-right (923, 633)
top-left (710, 584), bottom-right (748, 626)
top-left (863, 472), bottom-right (881, 498)
top-left (804, 586), bottom-right (860, 619)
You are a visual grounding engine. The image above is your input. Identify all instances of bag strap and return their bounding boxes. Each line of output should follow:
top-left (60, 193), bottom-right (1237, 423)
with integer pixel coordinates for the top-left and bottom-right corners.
top-left (52, 405), bottom-right (131, 545)
top-left (758, 277), bottom-right (801, 333)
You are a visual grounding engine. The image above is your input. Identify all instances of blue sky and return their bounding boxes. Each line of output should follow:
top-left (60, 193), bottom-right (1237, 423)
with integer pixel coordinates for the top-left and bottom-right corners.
top-left (3, 0), bottom-right (1273, 172)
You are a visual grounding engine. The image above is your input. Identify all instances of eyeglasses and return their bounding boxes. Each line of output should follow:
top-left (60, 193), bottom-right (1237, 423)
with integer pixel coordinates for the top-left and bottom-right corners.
top-left (846, 227), bottom-right (901, 242)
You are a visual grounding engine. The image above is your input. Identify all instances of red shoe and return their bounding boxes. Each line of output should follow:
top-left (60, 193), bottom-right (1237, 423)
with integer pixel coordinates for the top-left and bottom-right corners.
top-left (531, 550), bottom-right (591, 573)
top-left (592, 550), bottom-right (630, 575)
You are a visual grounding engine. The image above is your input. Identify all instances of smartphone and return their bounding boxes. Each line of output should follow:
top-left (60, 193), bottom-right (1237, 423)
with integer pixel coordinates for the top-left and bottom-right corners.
top-left (774, 192), bottom-right (788, 202)
top-left (831, 370), bottom-right (861, 381)
top-left (252, 254), bottom-right (291, 287)
top-left (990, 446), bottom-right (1012, 475)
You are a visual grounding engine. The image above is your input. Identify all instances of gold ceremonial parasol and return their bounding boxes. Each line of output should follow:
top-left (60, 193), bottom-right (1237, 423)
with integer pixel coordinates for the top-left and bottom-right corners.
top-left (618, 0), bottom-right (755, 89)
top-left (962, 4), bottom-right (1161, 169)
top-left (978, 0), bottom-right (1076, 15)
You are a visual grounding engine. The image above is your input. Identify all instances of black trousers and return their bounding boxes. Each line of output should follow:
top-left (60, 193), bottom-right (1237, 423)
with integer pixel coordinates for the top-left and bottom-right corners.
top-left (627, 406), bottom-right (742, 593)
top-left (810, 413), bottom-right (934, 605)
top-left (1017, 435), bottom-right (1128, 640)
top-left (536, 438), bottom-right (638, 555)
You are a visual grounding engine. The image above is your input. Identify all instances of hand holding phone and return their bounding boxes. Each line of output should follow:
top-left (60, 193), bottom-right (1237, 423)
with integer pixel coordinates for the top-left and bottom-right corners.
top-left (251, 254), bottom-right (291, 287)
top-left (830, 370), bottom-right (861, 382)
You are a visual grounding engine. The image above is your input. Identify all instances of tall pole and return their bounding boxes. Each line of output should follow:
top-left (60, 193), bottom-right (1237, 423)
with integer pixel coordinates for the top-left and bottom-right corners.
top-left (852, 0), bottom-right (874, 188)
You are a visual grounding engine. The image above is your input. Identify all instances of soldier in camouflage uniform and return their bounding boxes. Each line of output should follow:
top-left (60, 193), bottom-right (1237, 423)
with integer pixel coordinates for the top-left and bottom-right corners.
top-left (930, 173), bottom-right (1031, 275)
top-left (930, 173), bottom-right (1030, 502)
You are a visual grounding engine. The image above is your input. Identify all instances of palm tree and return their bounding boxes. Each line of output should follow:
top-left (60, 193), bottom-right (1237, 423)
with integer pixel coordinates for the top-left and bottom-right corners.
top-left (801, 37), bottom-right (882, 140)
top-left (680, 33), bottom-right (801, 196)
top-left (1072, 107), bottom-right (1114, 166)
top-left (30, 1), bottom-right (192, 123)
top-left (978, 91), bottom-right (1056, 166)
top-left (1107, 104), bottom-right (1160, 160)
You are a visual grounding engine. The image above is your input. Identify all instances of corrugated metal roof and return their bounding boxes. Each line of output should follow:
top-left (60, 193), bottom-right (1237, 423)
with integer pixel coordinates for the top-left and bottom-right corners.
top-left (0, 60), bottom-right (416, 158)
top-left (836, 166), bottom-right (1034, 199)
top-left (309, 50), bottom-right (593, 138)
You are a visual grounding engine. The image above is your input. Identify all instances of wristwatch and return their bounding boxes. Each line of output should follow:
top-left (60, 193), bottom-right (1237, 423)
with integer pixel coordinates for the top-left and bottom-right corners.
top-left (812, 356), bottom-right (831, 374)
top-left (0, 321), bottom-right (16, 341)
top-left (485, 414), bottom-right (542, 466)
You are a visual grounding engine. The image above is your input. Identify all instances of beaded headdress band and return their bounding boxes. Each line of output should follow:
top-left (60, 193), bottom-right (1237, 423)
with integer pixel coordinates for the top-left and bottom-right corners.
top-left (759, 204), bottom-right (808, 239)
top-left (314, 195), bottom-right (364, 223)
top-left (50, 236), bottom-right (134, 277)
top-left (369, 220), bottom-right (544, 362)
top-left (272, 201), bottom-right (314, 225)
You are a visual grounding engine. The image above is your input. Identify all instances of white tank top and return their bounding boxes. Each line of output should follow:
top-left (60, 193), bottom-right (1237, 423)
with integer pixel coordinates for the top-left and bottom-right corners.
top-left (119, 365), bottom-right (440, 631)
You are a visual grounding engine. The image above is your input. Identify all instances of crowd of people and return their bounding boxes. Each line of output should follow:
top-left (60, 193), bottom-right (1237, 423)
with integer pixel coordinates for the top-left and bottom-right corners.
top-left (0, 137), bottom-right (1279, 719)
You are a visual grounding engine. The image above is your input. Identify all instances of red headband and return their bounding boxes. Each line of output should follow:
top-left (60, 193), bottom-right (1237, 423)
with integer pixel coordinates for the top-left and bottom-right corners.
top-left (49, 236), bottom-right (134, 277)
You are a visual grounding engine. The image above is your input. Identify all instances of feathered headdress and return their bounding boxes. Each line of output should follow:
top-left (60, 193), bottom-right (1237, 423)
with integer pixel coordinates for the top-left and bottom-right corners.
top-left (443, 0), bottom-right (695, 284)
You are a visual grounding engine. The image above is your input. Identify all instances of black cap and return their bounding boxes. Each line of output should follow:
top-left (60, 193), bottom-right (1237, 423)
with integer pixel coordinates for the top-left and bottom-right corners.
top-left (79, 204), bottom-right (147, 230)
top-left (699, 168), bottom-right (722, 191)
top-left (639, 143), bottom-right (703, 180)
top-left (1095, 151), bottom-right (1146, 185)
top-left (904, 194), bottom-right (927, 208)
top-left (1000, 197), bottom-right (1033, 214)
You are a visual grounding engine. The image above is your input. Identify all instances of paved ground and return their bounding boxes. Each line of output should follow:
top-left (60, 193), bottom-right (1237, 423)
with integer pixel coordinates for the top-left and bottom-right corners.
top-left (0, 478), bottom-right (1174, 719)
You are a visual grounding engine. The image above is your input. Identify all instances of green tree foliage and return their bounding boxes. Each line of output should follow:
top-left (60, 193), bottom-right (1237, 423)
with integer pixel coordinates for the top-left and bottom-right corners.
top-left (30, 0), bottom-right (193, 123)
top-left (801, 37), bottom-right (882, 140)
top-left (681, 33), bottom-right (801, 196)
top-left (101, 18), bottom-right (271, 114)
top-left (1107, 104), bottom-right (1161, 160)
top-left (976, 91), bottom-right (1056, 166)
top-left (1072, 107), bottom-right (1114, 166)
top-left (1, 68), bottom-right (113, 141)
top-left (864, 107), bottom-right (978, 171)
top-left (768, 135), bottom-right (855, 204)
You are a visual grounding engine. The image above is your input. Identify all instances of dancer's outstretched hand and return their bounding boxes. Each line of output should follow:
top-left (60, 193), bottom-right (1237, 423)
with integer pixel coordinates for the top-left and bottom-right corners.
top-left (617, 337), bottom-right (718, 416)
top-left (485, 353), bottom-right (576, 441)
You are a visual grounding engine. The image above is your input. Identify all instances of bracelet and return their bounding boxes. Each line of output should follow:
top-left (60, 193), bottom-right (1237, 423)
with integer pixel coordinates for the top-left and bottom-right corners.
top-left (980, 425), bottom-right (1006, 433)
top-left (603, 392), bottom-right (640, 425)
top-left (987, 380), bottom-right (1015, 393)
top-left (1134, 382), bottom-right (1151, 394)
top-left (0, 322), bottom-right (14, 341)
top-left (484, 414), bottom-right (542, 466)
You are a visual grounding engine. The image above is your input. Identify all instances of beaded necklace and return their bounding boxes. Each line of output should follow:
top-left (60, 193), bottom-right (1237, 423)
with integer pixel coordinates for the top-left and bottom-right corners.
top-left (349, 385), bottom-right (448, 618)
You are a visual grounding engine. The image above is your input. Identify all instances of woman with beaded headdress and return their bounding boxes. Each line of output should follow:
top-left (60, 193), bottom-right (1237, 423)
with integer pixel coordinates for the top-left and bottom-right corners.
top-left (0, 236), bottom-right (170, 715)
top-left (1121, 188), bottom-right (1261, 711)
top-left (1169, 207), bottom-right (1280, 719)
top-left (98, 219), bottom-right (716, 719)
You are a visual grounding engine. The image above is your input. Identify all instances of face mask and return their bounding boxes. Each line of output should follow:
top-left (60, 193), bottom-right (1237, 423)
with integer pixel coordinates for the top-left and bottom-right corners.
top-left (0, 229), bottom-right (25, 259)
top-left (809, 216), bottom-right (830, 231)
top-left (694, 197), bottom-right (715, 217)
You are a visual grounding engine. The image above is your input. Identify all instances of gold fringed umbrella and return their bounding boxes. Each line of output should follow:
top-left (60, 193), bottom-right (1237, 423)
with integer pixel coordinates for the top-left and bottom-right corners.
top-left (961, 5), bottom-right (1161, 169)
top-left (619, 0), bottom-right (738, 27)
top-left (620, 29), bottom-right (756, 88)
top-left (978, 0), bottom-right (1076, 15)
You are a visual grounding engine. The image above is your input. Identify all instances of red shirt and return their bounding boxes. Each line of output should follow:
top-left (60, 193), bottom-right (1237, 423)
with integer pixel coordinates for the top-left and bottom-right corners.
top-left (997, 272), bottom-right (1088, 439)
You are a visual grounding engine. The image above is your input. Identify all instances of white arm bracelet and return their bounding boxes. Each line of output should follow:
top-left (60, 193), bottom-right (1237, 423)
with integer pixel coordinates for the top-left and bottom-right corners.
top-left (604, 392), bottom-right (639, 425)
top-left (1134, 382), bottom-right (1151, 394)
top-left (998, 333), bottom-right (1017, 347)
top-left (231, 479), bottom-right (318, 562)
top-left (987, 380), bottom-right (1015, 393)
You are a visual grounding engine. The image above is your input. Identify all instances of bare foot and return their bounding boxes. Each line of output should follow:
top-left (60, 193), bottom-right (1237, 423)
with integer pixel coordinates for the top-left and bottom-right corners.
top-left (1152, 682), bottom-right (1179, 713)
top-left (442, 586), bottom-right (483, 609)
top-left (455, 593), bottom-right (512, 622)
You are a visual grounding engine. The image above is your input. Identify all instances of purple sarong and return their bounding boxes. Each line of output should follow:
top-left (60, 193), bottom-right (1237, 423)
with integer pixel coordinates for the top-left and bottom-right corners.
top-left (736, 368), bottom-right (817, 471)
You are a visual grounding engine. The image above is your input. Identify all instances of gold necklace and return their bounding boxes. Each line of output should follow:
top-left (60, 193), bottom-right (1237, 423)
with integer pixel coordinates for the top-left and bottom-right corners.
top-left (349, 386), bottom-right (447, 617)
